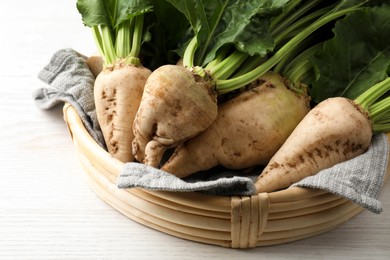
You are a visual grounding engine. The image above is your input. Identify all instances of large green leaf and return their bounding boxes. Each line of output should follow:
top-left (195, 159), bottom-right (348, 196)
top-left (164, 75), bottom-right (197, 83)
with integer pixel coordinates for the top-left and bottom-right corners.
top-left (77, 0), bottom-right (153, 28)
top-left (310, 4), bottom-right (390, 103)
top-left (166, 0), bottom-right (290, 66)
top-left (141, 0), bottom-right (190, 69)
top-left (115, 0), bottom-right (154, 27)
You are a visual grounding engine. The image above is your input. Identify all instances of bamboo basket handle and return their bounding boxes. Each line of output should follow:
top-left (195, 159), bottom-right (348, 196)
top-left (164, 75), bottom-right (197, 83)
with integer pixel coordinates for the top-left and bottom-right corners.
top-left (231, 193), bottom-right (269, 248)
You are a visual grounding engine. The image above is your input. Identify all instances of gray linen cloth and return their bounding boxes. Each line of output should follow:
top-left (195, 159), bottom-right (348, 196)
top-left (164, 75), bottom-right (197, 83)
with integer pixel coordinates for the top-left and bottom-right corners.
top-left (34, 49), bottom-right (389, 213)
top-left (34, 48), bottom-right (105, 148)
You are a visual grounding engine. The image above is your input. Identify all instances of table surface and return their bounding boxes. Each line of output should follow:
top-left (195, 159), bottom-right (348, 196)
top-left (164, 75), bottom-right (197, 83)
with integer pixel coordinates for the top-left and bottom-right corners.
top-left (0, 1), bottom-right (389, 259)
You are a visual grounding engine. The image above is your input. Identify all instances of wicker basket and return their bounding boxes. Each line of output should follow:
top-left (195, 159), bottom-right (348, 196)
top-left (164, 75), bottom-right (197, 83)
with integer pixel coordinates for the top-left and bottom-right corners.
top-left (63, 103), bottom-right (390, 248)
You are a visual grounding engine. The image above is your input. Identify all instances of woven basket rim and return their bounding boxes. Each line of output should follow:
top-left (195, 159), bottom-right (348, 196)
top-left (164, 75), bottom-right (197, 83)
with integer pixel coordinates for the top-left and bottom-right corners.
top-left (62, 103), bottom-right (390, 248)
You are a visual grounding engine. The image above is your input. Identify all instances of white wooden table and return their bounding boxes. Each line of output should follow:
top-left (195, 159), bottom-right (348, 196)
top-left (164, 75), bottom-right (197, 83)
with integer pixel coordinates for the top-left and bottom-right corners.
top-left (0, 1), bottom-right (389, 259)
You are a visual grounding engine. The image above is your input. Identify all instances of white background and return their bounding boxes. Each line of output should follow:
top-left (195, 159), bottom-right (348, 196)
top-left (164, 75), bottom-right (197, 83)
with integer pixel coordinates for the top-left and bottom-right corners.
top-left (0, 0), bottom-right (389, 259)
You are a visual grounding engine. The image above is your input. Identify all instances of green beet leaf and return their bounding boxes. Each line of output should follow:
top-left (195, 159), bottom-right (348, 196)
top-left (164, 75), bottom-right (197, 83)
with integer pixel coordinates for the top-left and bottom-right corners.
top-left (141, 0), bottom-right (189, 69)
top-left (77, 0), bottom-right (153, 28)
top-left (76, 0), bottom-right (154, 66)
top-left (166, 0), bottom-right (290, 66)
top-left (310, 4), bottom-right (390, 103)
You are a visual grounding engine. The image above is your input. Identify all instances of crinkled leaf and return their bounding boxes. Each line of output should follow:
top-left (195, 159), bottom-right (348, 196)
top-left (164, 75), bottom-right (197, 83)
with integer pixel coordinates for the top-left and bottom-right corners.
top-left (115, 0), bottom-right (154, 26)
top-left (166, 0), bottom-right (290, 66)
top-left (77, 0), bottom-right (153, 28)
top-left (141, 0), bottom-right (189, 69)
top-left (310, 4), bottom-right (390, 103)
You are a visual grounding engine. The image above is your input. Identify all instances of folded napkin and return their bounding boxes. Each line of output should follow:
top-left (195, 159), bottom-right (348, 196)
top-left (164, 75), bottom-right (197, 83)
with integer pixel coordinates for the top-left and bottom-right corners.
top-left (34, 49), bottom-right (389, 213)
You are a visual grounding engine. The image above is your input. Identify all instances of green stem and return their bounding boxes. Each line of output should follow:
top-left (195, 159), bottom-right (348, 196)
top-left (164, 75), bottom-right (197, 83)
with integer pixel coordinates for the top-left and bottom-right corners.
top-left (115, 19), bottom-right (132, 59)
top-left (208, 50), bottom-right (248, 80)
top-left (232, 55), bottom-right (266, 77)
top-left (216, 6), bottom-right (361, 94)
top-left (282, 41), bottom-right (324, 84)
top-left (355, 77), bottom-right (390, 133)
top-left (274, 5), bottom-right (333, 45)
top-left (92, 26), bottom-right (105, 61)
top-left (272, 0), bottom-right (325, 38)
top-left (192, 66), bottom-right (207, 78)
top-left (286, 59), bottom-right (313, 85)
top-left (355, 77), bottom-right (390, 111)
top-left (129, 15), bottom-right (144, 59)
top-left (273, 33), bottom-right (317, 74)
top-left (373, 123), bottom-right (390, 133)
top-left (270, 0), bottom-right (302, 31)
top-left (370, 96), bottom-right (390, 123)
top-left (183, 37), bottom-right (198, 67)
top-left (100, 25), bottom-right (117, 65)
top-left (204, 45), bottom-right (231, 71)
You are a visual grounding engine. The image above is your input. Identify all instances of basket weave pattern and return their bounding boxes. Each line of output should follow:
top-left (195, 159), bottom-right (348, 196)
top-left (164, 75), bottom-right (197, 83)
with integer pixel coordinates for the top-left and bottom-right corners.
top-left (63, 103), bottom-right (389, 248)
